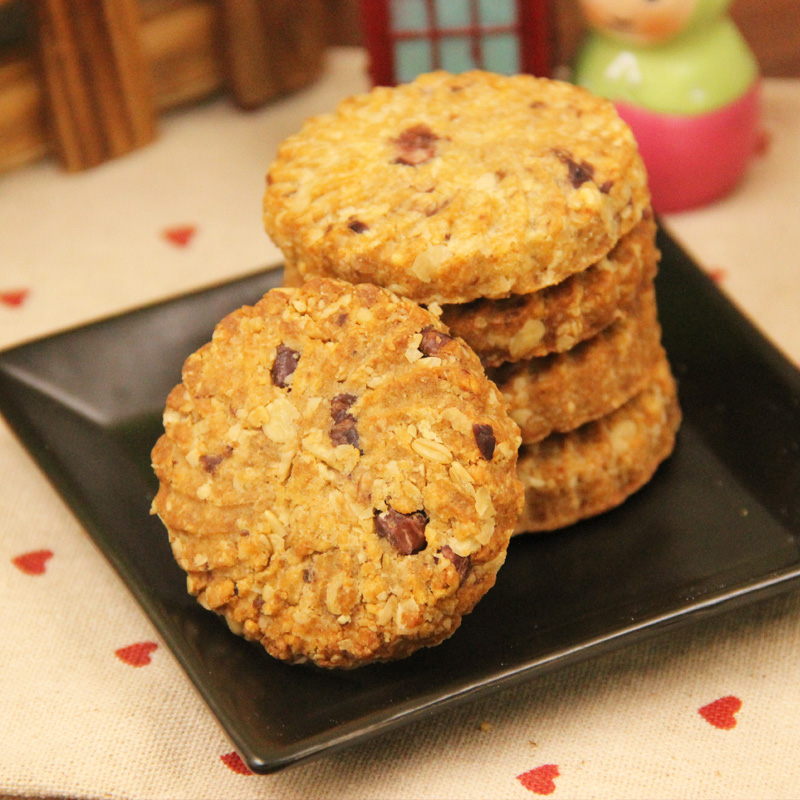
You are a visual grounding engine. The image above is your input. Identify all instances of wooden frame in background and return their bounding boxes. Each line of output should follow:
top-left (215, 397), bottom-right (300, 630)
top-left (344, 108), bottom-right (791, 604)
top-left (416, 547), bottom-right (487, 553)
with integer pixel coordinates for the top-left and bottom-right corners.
top-left (0, 0), bottom-right (328, 173)
top-left (359, 0), bottom-right (554, 86)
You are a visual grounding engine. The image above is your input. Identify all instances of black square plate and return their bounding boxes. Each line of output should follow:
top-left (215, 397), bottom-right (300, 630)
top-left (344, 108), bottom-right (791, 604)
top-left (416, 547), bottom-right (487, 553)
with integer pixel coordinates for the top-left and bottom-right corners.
top-left (1, 228), bottom-right (799, 774)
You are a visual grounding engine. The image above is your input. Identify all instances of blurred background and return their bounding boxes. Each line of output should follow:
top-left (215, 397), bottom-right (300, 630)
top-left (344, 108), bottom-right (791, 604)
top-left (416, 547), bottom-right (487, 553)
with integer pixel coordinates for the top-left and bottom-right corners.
top-left (331, 0), bottom-right (797, 77)
top-left (0, 0), bottom-right (796, 176)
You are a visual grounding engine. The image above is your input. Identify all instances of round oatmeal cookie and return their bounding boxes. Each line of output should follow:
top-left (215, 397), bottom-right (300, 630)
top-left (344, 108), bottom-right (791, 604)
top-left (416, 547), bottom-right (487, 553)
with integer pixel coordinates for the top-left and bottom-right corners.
top-left (151, 277), bottom-right (523, 668)
top-left (514, 358), bottom-right (680, 534)
top-left (263, 70), bottom-right (650, 305)
top-left (488, 284), bottom-right (664, 444)
top-left (442, 214), bottom-right (659, 366)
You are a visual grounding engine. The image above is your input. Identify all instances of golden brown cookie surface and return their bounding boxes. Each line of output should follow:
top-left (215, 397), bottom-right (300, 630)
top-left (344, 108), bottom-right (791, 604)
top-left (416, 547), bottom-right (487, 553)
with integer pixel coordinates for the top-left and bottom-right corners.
top-left (514, 359), bottom-right (680, 534)
top-left (488, 285), bottom-right (665, 444)
top-left (264, 71), bottom-right (650, 305)
top-left (151, 278), bottom-right (522, 668)
top-left (442, 214), bottom-right (659, 366)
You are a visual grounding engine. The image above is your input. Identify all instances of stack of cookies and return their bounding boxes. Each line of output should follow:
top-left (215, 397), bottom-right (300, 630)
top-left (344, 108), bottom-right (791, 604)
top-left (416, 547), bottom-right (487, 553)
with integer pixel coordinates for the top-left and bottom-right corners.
top-left (151, 70), bottom-right (682, 669)
top-left (264, 70), bottom-right (681, 535)
top-left (443, 212), bottom-right (679, 532)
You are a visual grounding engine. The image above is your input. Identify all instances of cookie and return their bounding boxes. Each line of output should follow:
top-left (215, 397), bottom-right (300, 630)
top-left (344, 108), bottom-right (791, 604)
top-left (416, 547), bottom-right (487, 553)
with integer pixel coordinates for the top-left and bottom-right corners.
top-left (441, 213), bottom-right (659, 366)
top-left (263, 70), bottom-right (650, 305)
top-left (281, 259), bottom-right (304, 289)
top-left (514, 359), bottom-right (680, 534)
top-left (151, 277), bottom-right (523, 668)
top-left (488, 284), bottom-right (664, 443)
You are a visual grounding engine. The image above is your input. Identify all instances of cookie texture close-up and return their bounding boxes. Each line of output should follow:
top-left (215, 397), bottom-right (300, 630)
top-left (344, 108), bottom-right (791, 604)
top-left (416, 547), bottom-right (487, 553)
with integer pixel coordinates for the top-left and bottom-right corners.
top-left (151, 278), bottom-right (523, 668)
top-left (514, 359), bottom-right (681, 534)
top-left (488, 284), bottom-right (665, 444)
top-left (441, 213), bottom-right (659, 366)
top-left (263, 70), bottom-right (651, 305)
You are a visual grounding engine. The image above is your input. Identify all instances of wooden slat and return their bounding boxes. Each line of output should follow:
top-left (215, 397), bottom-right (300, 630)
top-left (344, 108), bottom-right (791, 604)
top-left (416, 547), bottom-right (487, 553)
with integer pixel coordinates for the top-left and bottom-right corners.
top-left (218, 0), bottom-right (328, 109)
top-left (0, 0), bottom-right (223, 173)
top-left (0, 0), bottom-right (331, 173)
top-left (217, 0), bottom-right (281, 109)
top-left (32, 0), bottom-right (157, 170)
top-left (139, 0), bottom-right (223, 109)
top-left (0, 51), bottom-right (48, 172)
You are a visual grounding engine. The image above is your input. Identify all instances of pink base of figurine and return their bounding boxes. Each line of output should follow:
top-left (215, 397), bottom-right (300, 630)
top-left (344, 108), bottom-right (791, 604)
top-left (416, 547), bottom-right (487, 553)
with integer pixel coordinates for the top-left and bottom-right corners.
top-left (615, 81), bottom-right (761, 214)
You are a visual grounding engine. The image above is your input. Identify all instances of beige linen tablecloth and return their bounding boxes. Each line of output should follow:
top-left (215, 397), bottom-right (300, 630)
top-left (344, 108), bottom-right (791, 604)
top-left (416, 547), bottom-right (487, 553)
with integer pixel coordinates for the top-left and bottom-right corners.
top-left (1, 49), bottom-right (800, 800)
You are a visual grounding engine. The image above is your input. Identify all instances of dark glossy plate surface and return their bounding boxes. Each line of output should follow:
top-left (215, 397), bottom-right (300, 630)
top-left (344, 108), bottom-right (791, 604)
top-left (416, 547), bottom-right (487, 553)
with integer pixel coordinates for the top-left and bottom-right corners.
top-left (1, 228), bottom-right (799, 773)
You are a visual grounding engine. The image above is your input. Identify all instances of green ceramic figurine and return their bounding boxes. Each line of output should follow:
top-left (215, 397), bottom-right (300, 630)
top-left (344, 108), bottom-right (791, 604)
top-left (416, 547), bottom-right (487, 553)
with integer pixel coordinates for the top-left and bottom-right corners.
top-left (573, 0), bottom-right (761, 212)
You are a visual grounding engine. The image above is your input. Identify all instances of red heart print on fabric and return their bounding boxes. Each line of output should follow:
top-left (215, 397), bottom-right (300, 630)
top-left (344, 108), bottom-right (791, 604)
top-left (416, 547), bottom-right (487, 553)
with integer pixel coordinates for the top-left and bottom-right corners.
top-left (11, 549), bottom-right (53, 575)
top-left (517, 764), bottom-right (560, 795)
top-left (699, 695), bottom-right (742, 729)
top-left (221, 751), bottom-right (253, 775)
top-left (0, 289), bottom-right (30, 307)
top-left (115, 641), bottom-right (158, 667)
top-left (163, 225), bottom-right (197, 247)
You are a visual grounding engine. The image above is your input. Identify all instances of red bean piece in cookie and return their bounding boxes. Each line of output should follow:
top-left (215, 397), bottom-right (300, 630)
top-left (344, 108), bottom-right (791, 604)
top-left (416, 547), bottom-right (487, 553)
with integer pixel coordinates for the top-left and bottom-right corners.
top-left (348, 219), bottom-right (369, 233)
top-left (331, 393), bottom-right (356, 421)
top-left (419, 325), bottom-right (453, 356)
top-left (271, 343), bottom-right (300, 388)
top-left (200, 445), bottom-right (233, 475)
top-left (440, 545), bottom-right (470, 580)
top-left (473, 423), bottom-right (496, 460)
top-left (375, 508), bottom-right (428, 555)
top-left (330, 393), bottom-right (360, 449)
top-left (393, 124), bottom-right (439, 166)
top-left (554, 148), bottom-right (595, 189)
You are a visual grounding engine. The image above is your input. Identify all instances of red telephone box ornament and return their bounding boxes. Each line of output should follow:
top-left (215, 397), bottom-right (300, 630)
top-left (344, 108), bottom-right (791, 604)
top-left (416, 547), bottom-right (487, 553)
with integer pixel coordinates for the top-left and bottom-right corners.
top-left (359, 0), bottom-right (554, 86)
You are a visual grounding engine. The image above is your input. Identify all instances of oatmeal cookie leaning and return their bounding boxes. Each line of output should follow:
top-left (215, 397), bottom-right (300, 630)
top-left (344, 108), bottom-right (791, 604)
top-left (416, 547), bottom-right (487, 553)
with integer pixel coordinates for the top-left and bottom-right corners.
top-left (151, 277), bottom-right (523, 668)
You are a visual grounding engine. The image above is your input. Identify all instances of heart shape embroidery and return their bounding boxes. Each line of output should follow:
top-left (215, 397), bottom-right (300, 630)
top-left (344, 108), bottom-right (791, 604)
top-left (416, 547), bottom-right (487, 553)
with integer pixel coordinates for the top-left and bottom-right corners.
top-left (699, 695), bottom-right (742, 729)
top-left (163, 225), bottom-right (197, 247)
top-left (0, 289), bottom-right (29, 307)
top-left (221, 751), bottom-right (253, 775)
top-left (517, 764), bottom-right (560, 795)
top-left (12, 549), bottom-right (53, 575)
top-left (115, 641), bottom-right (158, 667)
